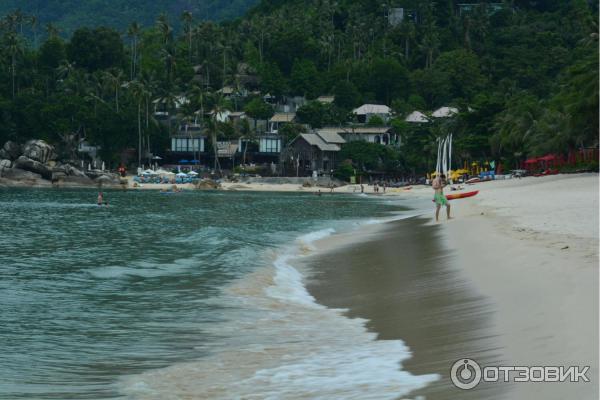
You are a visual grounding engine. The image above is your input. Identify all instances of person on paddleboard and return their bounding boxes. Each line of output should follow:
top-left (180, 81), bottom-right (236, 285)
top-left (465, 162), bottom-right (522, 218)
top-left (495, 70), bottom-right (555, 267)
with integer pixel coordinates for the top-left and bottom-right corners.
top-left (432, 174), bottom-right (451, 222)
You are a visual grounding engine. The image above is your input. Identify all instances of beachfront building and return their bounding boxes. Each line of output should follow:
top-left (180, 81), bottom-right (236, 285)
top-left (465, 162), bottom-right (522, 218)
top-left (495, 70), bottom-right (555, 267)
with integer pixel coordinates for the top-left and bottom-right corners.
top-left (352, 104), bottom-right (392, 124)
top-left (169, 123), bottom-right (206, 159)
top-left (284, 131), bottom-right (345, 175)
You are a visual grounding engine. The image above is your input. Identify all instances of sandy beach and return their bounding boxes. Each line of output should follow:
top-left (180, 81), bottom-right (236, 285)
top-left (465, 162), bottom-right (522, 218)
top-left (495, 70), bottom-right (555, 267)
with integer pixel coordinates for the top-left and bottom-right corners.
top-left (305, 173), bottom-right (598, 399)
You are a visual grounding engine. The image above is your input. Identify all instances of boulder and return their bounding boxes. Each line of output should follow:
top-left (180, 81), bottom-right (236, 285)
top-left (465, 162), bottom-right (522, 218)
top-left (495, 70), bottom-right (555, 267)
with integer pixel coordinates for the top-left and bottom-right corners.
top-left (55, 175), bottom-right (94, 187)
top-left (0, 141), bottom-right (22, 161)
top-left (22, 140), bottom-right (57, 164)
top-left (195, 179), bottom-right (221, 190)
top-left (1, 167), bottom-right (42, 181)
top-left (14, 156), bottom-right (53, 180)
top-left (64, 164), bottom-right (87, 177)
top-left (0, 159), bottom-right (12, 175)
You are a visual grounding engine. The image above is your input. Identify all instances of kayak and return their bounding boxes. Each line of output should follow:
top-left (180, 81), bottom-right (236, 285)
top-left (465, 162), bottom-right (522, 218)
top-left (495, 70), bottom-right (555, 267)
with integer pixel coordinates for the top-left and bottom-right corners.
top-left (465, 177), bottom-right (480, 184)
top-left (446, 190), bottom-right (479, 200)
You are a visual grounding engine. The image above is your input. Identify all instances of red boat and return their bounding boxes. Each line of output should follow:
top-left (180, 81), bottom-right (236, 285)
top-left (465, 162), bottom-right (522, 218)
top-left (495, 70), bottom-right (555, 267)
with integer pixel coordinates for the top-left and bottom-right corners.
top-left (445, 190), bottom-right (479, 200)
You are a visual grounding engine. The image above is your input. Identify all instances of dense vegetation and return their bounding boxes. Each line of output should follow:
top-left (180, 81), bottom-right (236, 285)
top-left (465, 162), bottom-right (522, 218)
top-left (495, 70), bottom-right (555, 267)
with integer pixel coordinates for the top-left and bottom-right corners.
top-left (0, 0), bottom-right (597, 173)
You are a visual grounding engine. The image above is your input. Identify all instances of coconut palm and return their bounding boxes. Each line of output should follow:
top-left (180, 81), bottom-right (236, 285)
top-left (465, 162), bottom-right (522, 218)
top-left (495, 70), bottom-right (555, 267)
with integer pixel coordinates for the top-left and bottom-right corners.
top-left (127, 22), bottom-right (141, 79)
top-left (5, 32), bottom-right (22, 98)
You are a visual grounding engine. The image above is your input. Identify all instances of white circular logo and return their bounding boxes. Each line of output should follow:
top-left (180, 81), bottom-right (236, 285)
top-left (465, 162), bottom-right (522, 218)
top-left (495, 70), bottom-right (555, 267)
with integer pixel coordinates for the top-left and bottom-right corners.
top-left (450, 358), bottom-right (482, 390)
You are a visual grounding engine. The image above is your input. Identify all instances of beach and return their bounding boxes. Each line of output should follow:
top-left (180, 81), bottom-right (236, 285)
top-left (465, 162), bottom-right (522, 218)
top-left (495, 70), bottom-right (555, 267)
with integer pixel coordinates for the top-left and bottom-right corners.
top-left (305, 173), bottom-right (598, 399)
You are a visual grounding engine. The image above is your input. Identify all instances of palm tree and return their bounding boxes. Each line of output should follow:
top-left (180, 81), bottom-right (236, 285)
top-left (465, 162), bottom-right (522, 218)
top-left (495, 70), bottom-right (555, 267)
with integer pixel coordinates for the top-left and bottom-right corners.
top-left (124, 80), bottom-right (148, 168)
top-left (103, 69), bottom-right (124, 112)
top-left (399, 21), bottom-right (416, 60)
top-left (127, 22), bottom-right (141, 79)
top-left (6, 32), bottom-right (23, 98)
top-left (45, 22), bottom-right (60, 39)
top-left (181, 11), bottom-right (194, 63)
top-left (209, 94), bottom-right (230, 173)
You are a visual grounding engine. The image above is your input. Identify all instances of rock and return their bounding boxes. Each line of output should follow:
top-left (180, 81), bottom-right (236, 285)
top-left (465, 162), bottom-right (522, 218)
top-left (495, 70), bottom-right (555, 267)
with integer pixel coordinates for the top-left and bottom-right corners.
top-left (195, 179), bottom-right (221, 190)
top-left (64, 164), bottom-right (87, 177)
top-left (54, 175), bottom-right (94, 187)
top-left (22, 140), bottom-right (57, 164)
top-left (14, 156), bottom-right (53, 180)
top-left (0, 159), bottom-right (12, 175)
top-left (1, 167), bottom-right (42, 181)
top-left (0, 141), bottom-right (22, 161)
top-left (302, 181), bottom-right (313, 187)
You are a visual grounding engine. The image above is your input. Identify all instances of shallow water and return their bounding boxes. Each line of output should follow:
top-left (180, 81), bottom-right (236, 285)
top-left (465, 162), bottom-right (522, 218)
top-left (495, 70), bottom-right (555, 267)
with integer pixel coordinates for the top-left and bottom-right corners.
top-left (0, 188), bottom-right (434, 399)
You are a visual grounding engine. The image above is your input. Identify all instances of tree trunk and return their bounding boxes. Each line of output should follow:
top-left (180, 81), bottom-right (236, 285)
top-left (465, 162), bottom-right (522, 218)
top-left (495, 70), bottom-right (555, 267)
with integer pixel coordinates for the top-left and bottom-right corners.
top-left (138, 101), bottom-right (142, 168)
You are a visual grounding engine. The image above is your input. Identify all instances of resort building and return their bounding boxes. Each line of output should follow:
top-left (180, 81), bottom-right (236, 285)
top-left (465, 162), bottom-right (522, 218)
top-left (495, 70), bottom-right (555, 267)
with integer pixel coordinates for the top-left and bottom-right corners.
top-left (316, 127), bottom-right (399, 146)
top-left (352, 104), bottom-right (392, 124)
top-left (284, 130), bottom-right (345, 174)
top-left (169, 123), bottom-right (206, 156)
top-left (405, 110), bottom-right (430, 123)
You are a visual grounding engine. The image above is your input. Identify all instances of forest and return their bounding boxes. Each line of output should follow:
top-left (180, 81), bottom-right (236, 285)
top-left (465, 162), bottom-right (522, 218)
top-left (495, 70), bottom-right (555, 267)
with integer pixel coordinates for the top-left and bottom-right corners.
top-left (0, 0), bottom-right (597, 175)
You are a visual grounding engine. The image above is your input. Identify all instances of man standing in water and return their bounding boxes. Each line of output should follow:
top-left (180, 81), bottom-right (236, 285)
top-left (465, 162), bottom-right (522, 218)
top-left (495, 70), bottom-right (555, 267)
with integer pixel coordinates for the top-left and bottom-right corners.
top-left (97, 192), bottom-right (104, 206)
top-left (432, 174), bottom-right (451, 222)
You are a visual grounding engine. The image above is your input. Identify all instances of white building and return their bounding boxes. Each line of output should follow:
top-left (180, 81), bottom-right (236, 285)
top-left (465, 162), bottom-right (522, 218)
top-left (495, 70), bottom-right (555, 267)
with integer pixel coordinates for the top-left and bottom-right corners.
top-left (352, 104), bottom-right (392, 124)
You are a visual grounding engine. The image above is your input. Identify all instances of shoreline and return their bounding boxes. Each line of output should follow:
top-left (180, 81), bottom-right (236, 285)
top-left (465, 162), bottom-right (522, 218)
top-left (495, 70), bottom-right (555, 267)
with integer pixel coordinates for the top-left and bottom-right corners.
top-left (303, 173), bottom-right (598, 399)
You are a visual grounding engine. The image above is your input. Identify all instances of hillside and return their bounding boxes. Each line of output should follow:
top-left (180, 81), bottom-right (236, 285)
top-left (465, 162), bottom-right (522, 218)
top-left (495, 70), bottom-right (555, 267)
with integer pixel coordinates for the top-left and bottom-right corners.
top-left (0, 0), bottom-right (597, 174)
top-left (0, 0), bottom-right (258, 34)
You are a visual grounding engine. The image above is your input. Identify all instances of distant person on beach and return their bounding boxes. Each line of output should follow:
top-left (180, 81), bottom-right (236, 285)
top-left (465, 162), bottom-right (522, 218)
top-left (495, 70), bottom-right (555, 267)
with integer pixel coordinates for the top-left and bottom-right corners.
top-left (432, 174), bottom-right (451, 222)
top-left (97, 192), bottom-right (103, 206)
top-left (360, 184), bottom-right (364, 193)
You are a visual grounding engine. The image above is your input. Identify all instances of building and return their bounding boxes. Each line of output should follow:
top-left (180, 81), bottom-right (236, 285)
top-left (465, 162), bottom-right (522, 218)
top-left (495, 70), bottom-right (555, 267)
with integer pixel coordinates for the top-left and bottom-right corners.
top-left (405, 110), bottom-right (429, 123)
top-left (432, 106), bottom-right (459, 118)
top-left (352, 104), bottom-right (392, 124)
top-left (284, 131), bottom-right (345, 174)
top-left (316, 95), bottom-right (335, 104)
top-left (169, 123), bottom-right (206, 159)
top-left (317, 127), bottom-right (399, 146)
top-left (268, 112), bottom-right (296, 134)
top-left (388, 8), bottom-right (404, 26)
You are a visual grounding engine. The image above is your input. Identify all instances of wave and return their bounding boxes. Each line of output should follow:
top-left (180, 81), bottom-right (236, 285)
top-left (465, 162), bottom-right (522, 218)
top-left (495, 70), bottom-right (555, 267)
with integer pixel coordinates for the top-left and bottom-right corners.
top-left (120, 222), bottom-right (439, 399)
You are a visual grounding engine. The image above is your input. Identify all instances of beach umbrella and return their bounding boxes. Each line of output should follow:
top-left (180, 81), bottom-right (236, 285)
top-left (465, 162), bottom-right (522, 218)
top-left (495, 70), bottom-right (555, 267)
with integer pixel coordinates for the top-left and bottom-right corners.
top-left (187, 171), bottom-right (199, 176)
top-left (143, 169), bottom-right (157, 175)
top-left (179, 159), bottom-right (189, 164)
top-left (176, 172), bottom-right (188, 177)
top-left (152, 156), bottom-right (163, 160)
top-left (190, 159), bottom-right (200, 164)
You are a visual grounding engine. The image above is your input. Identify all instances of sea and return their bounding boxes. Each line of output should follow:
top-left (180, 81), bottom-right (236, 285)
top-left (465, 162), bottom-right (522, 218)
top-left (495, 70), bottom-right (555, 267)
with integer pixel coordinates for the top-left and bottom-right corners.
top-left (0, 188), bottom-right (437, 399)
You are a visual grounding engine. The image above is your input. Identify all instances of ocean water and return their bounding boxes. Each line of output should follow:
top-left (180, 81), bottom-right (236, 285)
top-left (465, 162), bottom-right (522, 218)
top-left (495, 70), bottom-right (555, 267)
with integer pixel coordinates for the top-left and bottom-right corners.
top-left (0, 188), bottom-right (437, 399)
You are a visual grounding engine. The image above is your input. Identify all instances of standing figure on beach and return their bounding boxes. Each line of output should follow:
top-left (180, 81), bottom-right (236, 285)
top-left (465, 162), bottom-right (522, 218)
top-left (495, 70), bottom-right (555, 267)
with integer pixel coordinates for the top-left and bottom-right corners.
top-left (432, 174), bottom-right (451, 222)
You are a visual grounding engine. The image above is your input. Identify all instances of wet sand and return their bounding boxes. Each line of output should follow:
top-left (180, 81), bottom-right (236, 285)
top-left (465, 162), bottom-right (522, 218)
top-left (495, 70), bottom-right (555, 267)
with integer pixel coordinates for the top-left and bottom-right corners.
top-left (305, 174), bottom-right (598, 400)
top-left (305, 217), bottom-right (507, 399)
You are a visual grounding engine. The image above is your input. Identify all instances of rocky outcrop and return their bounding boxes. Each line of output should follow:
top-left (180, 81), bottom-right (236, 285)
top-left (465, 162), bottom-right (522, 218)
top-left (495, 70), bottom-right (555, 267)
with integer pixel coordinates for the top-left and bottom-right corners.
top-left (0, 168), bottom-right (45, 183)
top-left (195, 179), bottom-right (221, 190)
top-left (0, 159), bottom-right (11, 175)
top-left (0, 141), bottom-right (21, 161)
top-left (14, 156), bottom-right (53, 180)
top-left (22, 140), bottom-right (57, 164)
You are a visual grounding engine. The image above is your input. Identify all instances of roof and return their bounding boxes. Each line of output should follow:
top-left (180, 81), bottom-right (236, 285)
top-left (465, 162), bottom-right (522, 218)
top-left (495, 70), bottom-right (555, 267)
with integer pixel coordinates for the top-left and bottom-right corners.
top-left (270, 112), bottom-right (296, 123)
top-left (353, 104), bottom-right (391, 115)
top-left (432, 106), bottom-right (459, 118)
top-left (229, 111), bottom-right (246, 118)
top-left (299, 133), bottom-right (341, 152)
top-left (217, 86), bottom-right (235, 95)
top-left (315, 129), bottom-right (345, 144)
top-left (337, 126), bottom-right (393, 134)
top-left (405, 111), bottom-right (429, 123)
top-left (316, 95), bottom-right (335, 104)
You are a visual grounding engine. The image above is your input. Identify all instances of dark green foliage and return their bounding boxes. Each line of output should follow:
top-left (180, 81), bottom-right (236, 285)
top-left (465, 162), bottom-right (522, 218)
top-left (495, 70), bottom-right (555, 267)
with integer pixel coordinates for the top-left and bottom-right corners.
top-left (339, 141), bottom-right (400, 173)
top-left (67, 27), bottom-right (125, 71)
top-left (0, 0), bottom-right (596, 172)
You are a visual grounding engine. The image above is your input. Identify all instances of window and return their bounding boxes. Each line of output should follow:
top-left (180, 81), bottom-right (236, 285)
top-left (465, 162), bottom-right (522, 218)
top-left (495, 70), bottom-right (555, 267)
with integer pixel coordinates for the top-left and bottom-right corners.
top-left (172, 138), bottom-right (203, 152)
top-left (260, 138), bottom-right (280, 153)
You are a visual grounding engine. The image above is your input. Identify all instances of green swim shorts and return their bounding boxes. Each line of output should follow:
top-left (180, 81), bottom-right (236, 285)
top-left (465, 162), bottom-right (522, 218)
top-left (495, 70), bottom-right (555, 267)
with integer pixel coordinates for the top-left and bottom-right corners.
top-left (434, 192), bottom-right (448, 206)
